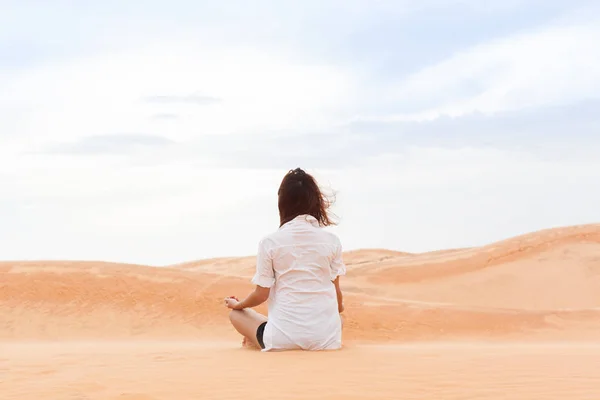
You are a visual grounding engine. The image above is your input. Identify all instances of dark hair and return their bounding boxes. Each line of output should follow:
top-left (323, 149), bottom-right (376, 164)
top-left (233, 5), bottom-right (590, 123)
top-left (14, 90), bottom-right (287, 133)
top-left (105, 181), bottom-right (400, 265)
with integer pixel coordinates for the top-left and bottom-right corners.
top-left (278, 168), bottom-right (336, 227)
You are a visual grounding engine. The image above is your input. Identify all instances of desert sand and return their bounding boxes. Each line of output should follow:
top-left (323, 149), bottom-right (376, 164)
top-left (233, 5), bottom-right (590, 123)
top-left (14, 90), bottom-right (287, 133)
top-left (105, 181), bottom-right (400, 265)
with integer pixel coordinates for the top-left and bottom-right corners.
top-left (2, 223), bottom-right (600, 399)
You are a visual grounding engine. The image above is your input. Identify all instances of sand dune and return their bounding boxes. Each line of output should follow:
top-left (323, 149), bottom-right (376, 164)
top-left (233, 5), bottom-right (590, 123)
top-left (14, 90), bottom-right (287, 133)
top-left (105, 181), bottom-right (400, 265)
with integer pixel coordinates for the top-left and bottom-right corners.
top-left (2, 223), bottom-right (600, 341)
top-left (2, 223), bottom-right (600, 399)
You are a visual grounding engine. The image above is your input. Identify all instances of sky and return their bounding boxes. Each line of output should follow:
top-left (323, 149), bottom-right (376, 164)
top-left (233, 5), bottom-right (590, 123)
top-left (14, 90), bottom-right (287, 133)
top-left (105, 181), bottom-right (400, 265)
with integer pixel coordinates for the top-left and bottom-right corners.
top-left (1, 0), bottom-right (599, 265)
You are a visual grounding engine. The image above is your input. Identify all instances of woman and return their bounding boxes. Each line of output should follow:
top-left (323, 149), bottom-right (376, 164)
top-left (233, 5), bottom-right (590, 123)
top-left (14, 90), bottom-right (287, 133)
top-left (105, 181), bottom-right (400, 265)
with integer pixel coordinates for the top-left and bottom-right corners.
top-left (224, 168), bottom-right (346, 351)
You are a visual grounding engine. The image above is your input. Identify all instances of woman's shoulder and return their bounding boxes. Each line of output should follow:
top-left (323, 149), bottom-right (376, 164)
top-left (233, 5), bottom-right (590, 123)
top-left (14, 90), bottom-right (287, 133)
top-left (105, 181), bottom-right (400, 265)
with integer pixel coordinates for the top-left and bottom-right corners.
top-left (257, 230), bottom-right (282, 251)
top-left (320, 229), bottom-right (342, 245)
top-left (320, 228), bottom-right (340, 242)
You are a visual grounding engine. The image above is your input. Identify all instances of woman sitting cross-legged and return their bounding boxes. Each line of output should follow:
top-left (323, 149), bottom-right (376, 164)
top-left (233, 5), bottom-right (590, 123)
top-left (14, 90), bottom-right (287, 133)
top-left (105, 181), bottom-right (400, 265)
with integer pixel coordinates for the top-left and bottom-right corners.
top-left (224, 168), bottom-right (346, 351)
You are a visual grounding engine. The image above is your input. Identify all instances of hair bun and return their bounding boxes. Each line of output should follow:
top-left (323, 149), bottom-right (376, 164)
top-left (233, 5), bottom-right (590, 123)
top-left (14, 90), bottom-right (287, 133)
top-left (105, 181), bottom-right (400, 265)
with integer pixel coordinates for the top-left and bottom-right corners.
top-left (290, 168), bottom-right (306, 176)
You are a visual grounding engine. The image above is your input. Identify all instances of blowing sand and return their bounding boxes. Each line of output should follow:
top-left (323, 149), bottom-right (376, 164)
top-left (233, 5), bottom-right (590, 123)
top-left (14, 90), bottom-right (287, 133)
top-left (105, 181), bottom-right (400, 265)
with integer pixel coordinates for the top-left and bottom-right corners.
top-left (2, 223), bottom-right (600, 399)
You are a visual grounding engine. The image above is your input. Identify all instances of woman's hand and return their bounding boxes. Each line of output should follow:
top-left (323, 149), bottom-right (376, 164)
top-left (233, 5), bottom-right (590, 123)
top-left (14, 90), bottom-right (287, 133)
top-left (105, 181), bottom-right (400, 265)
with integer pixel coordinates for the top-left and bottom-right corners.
top-left (224, 296), bottom-right (243, 310)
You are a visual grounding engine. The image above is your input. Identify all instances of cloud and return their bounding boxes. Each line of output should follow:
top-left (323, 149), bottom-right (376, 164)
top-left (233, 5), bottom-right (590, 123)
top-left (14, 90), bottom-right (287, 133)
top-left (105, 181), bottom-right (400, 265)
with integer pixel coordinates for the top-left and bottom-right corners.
top-left (130, 98), bottom-right (598, 170)
top-left (344, 98), bottom-right (600, 156)
top-left (143, 94), bottom-right (222, 105)
top-left (150, 113), bottom-right (179, 120)
top-left (354, 11), bottom-right (600, 121)
top-left (41, 134), bottom-right (174, 155)
top-left (0, 41), bottom-right (353, 144)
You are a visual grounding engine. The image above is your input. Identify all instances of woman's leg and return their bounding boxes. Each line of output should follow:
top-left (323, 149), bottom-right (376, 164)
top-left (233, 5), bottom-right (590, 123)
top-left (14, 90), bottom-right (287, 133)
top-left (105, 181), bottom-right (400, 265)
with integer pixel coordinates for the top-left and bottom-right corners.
top-left (229, 309), bottom-right (267, 349)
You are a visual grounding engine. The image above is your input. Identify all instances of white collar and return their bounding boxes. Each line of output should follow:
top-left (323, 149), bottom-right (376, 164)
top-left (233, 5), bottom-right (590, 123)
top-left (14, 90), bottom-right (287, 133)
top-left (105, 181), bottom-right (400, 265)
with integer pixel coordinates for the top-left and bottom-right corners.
top-left (282, 214), bottom-right (320, 228)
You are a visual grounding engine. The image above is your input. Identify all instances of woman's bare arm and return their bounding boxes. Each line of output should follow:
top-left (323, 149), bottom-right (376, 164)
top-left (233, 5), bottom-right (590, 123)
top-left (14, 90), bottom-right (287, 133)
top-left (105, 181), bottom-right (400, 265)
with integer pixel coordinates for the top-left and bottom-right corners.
top-left (333, 276), bottom-right (344, 313)
top-left (235, 286), bottom-right (270, 310)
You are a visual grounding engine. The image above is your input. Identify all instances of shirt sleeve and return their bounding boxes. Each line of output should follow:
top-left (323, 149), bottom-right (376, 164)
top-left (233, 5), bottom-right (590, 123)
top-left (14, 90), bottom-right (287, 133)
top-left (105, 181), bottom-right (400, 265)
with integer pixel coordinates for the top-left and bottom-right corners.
top-left (330, 237), bottom-right (347, 280)
top-left (251, 239), bottom-right (275, 288)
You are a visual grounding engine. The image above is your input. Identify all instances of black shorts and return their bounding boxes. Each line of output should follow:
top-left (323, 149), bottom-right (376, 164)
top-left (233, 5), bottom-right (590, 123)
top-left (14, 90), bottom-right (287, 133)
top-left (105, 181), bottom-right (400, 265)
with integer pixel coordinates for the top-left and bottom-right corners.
top-left (256, 322), bottom-right (267, 349)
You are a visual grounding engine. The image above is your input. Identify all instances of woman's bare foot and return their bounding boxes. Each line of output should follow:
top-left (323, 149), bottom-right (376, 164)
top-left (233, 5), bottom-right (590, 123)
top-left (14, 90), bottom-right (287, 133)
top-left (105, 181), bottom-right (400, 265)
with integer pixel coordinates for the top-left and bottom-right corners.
top-left (242, 337), bottom-right (260, 350)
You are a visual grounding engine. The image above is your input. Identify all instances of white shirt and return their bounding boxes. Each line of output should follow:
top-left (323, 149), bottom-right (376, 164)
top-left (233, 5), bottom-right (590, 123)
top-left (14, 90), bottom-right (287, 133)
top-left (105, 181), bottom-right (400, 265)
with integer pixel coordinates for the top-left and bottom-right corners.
top-left (251, 214), bottom-right (346, 351)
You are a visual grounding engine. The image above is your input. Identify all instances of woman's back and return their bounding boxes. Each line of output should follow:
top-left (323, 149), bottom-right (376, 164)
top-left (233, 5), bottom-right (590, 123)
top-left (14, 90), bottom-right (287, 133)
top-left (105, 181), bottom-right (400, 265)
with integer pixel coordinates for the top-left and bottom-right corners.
top-left (252, 214), bottom-right (346, 351)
